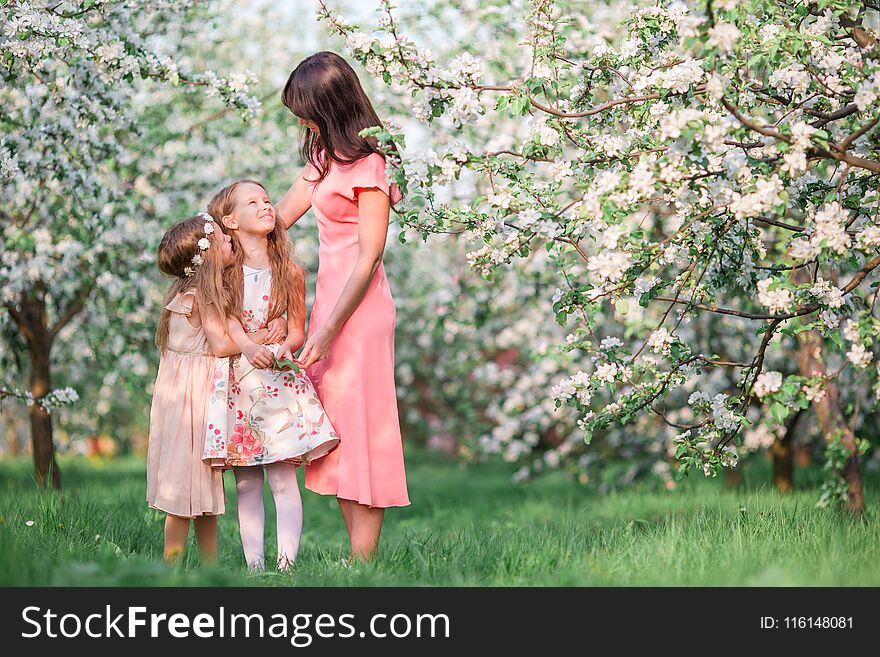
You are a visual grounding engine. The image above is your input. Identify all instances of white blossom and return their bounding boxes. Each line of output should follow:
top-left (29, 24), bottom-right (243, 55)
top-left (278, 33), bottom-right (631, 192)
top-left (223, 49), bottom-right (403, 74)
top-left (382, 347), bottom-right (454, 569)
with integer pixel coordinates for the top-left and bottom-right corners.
top-left (756, 278), bottom-right (793, 314)
top-left (753, 371), bottom-right (783, 398)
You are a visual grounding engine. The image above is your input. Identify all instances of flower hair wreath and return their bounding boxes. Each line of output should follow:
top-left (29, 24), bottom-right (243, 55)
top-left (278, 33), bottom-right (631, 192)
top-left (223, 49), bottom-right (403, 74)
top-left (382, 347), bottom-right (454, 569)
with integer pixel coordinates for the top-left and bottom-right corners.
top-left (183, 212), bottom-right (215, 277)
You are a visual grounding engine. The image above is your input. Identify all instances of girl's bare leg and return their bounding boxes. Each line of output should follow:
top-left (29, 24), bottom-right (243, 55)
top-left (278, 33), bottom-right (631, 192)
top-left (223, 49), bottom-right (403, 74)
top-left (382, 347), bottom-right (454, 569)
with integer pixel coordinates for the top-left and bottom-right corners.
top-left (193, 515), bottom-right (218, 563)
top-left (164, 514), bottom-right (191, 563)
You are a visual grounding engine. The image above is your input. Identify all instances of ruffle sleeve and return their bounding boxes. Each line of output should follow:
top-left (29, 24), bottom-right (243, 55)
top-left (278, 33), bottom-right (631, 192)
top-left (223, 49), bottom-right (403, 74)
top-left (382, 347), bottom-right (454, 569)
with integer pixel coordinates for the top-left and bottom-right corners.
top-left (165, 290), bottom-right (196, 316)
top-left (351, 152), bottom-right (403, 207)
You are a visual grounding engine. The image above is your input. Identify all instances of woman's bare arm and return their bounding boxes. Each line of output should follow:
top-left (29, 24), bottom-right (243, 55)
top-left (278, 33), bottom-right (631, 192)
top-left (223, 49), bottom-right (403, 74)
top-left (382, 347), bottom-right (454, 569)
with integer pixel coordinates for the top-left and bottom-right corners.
top-left (275, 165), bottom-right (313, 230)
top-left (297, 189), bottom-right (389, 368)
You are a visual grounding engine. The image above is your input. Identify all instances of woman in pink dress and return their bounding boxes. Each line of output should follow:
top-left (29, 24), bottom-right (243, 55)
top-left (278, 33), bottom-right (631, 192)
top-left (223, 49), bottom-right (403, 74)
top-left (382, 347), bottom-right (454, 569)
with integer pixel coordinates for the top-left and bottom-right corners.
top-left (276, 51), bottom-right (410, 563)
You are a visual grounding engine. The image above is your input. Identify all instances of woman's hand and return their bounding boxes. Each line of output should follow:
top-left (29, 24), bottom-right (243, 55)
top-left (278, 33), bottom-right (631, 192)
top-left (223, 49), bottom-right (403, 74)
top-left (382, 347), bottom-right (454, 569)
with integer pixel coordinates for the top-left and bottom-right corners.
top-left (241, 341), bottom-right (274, 369)
top-left (297, 327), bottom-right (335, 369)
top-left (263, 317), bottom-right (287, 344)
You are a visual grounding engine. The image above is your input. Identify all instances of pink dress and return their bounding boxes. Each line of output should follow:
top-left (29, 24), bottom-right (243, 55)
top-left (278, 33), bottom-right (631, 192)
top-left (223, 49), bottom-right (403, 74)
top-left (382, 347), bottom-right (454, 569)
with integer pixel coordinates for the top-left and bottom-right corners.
top-left (303, 152), bottom-right (410, 508)
top-left (146, 290), bottom-right (226, 517)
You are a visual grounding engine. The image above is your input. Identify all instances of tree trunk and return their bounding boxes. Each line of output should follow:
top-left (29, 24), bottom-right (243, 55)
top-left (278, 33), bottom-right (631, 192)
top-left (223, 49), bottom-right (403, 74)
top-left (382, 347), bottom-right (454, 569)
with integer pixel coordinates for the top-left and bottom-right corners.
top-left (15, 293), bottom-right (61, 490)
top-left (29, 335), bottom-right (60, 489)
top-left (795, 328), bottom-right (863, 512)
top-left (723, 467), bottom-right (742, 488)
top-left (771, 408), bottom-right (802, 493)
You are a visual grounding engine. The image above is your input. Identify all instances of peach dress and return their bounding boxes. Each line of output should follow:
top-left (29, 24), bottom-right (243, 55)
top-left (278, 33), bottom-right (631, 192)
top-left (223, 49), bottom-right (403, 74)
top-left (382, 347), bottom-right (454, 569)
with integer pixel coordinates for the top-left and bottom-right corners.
top-left (303, 152), bottom-right (410, 508)
top-left (147, 290), bottom-right (226, 517)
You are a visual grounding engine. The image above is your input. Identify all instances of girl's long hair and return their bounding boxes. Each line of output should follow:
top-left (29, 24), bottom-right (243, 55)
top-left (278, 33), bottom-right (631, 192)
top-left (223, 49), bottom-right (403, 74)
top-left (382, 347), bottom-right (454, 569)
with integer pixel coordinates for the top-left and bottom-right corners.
top-left (281, 51), bottom-right (397, 182)
top-left (207, 180), bottom-right (305, 329)
top-left (155, 216), bottom-right (229, 353)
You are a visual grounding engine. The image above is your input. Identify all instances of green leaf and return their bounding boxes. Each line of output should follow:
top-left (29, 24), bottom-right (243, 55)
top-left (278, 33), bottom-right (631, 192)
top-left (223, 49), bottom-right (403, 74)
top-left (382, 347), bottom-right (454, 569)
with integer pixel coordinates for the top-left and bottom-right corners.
top-left (770, 402), bottom-right (790, 424)
top-left (272, 358), bottom-right (301, 373)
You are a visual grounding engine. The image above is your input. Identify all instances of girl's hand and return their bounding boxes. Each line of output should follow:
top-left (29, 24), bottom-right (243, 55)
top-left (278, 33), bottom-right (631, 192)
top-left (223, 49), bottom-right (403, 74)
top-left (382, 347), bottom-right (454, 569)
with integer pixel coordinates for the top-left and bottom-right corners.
top-left (241, 341), bottom-right (274, 369)
top-left (276, 336), bottom-right (304, 363)
top-left (264, 317), bottom-right (287, 344)
top-left (297, 327), bottom-right (334, 369)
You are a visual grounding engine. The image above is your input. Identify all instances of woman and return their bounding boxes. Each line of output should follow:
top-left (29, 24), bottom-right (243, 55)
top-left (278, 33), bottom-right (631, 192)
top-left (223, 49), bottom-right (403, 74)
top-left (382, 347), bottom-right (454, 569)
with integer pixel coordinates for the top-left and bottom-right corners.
top-left (276, 51), bottom-right (410, 563)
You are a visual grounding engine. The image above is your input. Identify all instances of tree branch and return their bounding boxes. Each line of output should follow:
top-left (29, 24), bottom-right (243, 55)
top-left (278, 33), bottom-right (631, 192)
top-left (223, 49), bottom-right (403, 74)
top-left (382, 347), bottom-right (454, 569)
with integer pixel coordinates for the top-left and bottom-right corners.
top-left (836, 117), bottom-right (879, 152)
top-left (721, 98), bottom-right (788, 142)
top-left (4, 303), bottom-right (35, 343)
top-left (49, 283), bottom-right (93, 341)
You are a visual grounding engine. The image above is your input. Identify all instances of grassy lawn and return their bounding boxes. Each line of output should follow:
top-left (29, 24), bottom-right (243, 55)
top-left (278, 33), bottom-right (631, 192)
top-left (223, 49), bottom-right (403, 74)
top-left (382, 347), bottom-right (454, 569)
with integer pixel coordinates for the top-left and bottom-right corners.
top-left (0, 448), bottom-right (877, 586)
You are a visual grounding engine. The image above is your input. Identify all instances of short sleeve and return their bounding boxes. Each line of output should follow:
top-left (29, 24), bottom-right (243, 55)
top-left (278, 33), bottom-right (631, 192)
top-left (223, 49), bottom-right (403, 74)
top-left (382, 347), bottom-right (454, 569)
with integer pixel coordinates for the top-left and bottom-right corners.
top-left (351, 152), bottom-right (402, 207)
top-left (165, 290), bottom-right (196, 316)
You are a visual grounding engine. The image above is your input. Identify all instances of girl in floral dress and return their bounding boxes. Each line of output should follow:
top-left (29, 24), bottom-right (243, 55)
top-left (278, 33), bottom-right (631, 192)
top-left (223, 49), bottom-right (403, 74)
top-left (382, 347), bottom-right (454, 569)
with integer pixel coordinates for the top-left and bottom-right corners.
top-left (205, 179), bottom-right (339, 571)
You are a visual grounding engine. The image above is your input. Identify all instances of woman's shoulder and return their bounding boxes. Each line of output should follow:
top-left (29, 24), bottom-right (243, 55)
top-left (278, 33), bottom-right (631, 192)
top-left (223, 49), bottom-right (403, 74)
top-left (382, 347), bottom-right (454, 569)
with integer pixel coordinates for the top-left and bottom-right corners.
top-left (331, 150), bottom-right (385, 172)
top-left (355, 151), bottom-right (387, 168)
top-left (347, 151), bottom-right (400, 205)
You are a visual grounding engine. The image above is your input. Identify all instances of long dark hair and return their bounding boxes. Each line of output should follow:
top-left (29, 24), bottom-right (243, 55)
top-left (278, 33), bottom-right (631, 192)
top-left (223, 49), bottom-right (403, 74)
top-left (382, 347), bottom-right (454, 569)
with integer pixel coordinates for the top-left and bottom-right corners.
top-left (281, 51), bottom-right (396, 182)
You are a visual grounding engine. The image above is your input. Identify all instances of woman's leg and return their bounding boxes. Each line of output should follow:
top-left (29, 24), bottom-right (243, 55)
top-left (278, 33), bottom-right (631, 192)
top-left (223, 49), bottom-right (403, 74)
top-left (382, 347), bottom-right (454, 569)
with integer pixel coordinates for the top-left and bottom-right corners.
top-left (266, 462), bottom-right (303, 569)
top-left (343, 500), bottom-right (385, 563)
top-left (193, 515), bottom-right (218, 563)
top-left (234, 466), bottom-right (266, 572)
top-left (337, 497), bottom-right (354, 537)
top-left (164, 514), bottom-right (191, 563)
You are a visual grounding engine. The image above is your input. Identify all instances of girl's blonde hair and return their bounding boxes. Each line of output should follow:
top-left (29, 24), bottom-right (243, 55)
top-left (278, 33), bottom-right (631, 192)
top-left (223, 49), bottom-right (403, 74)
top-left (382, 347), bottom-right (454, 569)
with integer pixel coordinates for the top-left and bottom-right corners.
top-left (207, 179), bottom-right (306, 328)
top-left (155, 216), bottom-right (229, 353)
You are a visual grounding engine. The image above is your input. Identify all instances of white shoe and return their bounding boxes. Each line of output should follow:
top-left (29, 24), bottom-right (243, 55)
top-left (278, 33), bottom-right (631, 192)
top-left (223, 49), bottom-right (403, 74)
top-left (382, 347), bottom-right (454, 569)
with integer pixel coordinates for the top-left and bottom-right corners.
top-left (339, 558), bottom-right (352, 570)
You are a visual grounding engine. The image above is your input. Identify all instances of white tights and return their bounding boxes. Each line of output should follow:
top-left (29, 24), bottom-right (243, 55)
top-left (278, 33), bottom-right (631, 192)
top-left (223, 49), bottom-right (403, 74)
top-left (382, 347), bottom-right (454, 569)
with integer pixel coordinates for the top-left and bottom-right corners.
top-left (233, 462), bottom-right (302, 571)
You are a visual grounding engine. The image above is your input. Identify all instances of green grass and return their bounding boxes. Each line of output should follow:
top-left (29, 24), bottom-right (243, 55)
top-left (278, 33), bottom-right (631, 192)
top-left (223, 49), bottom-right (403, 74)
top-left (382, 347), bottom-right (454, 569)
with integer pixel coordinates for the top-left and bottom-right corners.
top-left (0, 448), bottom-right (877, 586)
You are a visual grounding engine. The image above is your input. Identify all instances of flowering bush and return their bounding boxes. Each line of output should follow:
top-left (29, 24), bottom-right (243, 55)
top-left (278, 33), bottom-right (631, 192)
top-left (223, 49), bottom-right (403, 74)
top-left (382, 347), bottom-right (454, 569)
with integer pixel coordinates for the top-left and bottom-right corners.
top-left (0, 0), bottom-right (260, 486)
top-left (318, 0), bottom-right (880, 511)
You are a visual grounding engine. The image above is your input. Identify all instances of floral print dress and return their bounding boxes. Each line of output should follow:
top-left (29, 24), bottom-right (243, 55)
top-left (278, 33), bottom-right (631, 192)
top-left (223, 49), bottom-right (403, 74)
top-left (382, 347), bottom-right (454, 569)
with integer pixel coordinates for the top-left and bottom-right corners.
top-left (202, 264), bottom-right (339, 468)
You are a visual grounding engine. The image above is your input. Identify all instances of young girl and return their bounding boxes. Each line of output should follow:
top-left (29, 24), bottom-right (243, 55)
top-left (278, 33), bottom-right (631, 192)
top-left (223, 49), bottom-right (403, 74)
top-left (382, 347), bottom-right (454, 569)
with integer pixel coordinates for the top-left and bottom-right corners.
top-left (206, 179), bottom-right (339, 571)
top-left (148, 213), bottom-right (266, 563)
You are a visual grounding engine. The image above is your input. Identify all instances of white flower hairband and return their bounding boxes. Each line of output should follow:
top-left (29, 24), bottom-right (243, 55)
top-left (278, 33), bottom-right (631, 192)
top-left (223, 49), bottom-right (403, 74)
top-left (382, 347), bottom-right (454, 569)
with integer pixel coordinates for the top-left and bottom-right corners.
top-left (183, 212), bottom-right (215, 277)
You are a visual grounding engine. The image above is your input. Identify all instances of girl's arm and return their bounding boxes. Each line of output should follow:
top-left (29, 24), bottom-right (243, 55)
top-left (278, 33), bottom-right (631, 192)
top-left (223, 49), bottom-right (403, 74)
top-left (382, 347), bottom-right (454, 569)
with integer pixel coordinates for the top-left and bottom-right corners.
top-left (275, 165), bottom-right (313, 231)
top-left (227, 316), bottom-right (274, 369)
top-left (264, 316), bottom-right (287, 344)
top-left (297, 189), bottom-right (389, 369)
top-left (194, 298), bottom-right (244, 358)
top-left (277, 267), bottom-right (307, 361)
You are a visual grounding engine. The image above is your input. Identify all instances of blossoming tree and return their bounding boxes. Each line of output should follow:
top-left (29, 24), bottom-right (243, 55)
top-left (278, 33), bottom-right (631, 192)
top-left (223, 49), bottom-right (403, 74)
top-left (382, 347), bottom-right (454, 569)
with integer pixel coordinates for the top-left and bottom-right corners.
top-left (319, 0), bottom-right (880, 511)
top-left (0, 0), bottom-right (259, 488)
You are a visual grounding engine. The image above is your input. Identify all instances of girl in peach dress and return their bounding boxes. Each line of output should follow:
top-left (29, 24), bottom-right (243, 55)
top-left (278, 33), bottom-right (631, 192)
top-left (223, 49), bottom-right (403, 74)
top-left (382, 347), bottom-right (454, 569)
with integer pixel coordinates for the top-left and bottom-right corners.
top-left (277, 52), bottom-right (410, 564)
top-left (207, 179), bottom-right (339, 571)
top-left (147, 213), bottom-right (269, 563)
